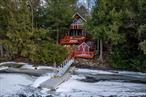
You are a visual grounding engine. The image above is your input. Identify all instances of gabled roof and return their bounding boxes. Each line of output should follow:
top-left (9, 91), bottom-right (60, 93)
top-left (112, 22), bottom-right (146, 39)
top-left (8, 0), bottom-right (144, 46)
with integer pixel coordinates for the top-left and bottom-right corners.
top-left (78, 42), bottom-right (90, 48)
top-left (73, 12), bottom-right (86, 22)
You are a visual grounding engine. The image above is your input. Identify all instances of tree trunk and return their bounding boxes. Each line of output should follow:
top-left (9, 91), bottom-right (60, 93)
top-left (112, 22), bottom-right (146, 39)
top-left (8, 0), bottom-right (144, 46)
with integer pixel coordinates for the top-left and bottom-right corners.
top-left (53, 62), bottom-right (57, 73)
top-left (0, 45), bottom-right (3, 57)
top-left (98, 39), bottom-right (103, 63)
top-left (56, 29), bottom-right (59, 44)
top-left (29, 0), bottom-right (33, 32)
top-left (96, 39), bottom-right (99, 54)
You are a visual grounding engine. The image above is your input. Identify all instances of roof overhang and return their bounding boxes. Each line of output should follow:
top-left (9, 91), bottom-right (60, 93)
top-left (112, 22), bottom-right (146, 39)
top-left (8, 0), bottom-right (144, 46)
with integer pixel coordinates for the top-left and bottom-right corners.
top-left (73, 12), bottom-right (86, 22)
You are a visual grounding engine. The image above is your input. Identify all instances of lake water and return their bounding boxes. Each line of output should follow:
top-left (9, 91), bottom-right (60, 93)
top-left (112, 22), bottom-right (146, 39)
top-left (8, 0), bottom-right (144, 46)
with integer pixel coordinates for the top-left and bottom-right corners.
top-left (0, 69), bottom-right (146, 97)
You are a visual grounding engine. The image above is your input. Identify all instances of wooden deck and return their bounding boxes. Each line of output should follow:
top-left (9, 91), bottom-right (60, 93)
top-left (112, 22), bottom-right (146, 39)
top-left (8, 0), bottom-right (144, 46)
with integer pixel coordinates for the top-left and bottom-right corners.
top-left (40, 67), bottom-right (75, 90)
top-left (74, 51), bottom-right (96, 59)
top-left (59, 36), bottom-right (86, 44)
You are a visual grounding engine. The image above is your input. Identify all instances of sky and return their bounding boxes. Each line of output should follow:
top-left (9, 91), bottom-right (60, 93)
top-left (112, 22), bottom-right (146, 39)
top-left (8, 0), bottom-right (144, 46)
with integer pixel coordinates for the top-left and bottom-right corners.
top-left (77, 0), bottom-right (96, 11)
top-left (40, 0), bottom-right (96, 11)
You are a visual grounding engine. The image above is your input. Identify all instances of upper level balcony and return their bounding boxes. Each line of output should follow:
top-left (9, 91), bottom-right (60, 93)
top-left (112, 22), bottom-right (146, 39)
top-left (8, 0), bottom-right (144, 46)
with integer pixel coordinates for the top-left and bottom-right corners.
top-left (70, 24), bottom-right (84, 29)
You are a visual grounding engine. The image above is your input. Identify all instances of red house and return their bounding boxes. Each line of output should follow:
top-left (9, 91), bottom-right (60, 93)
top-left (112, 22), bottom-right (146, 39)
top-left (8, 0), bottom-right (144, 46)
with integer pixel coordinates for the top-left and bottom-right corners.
top-left (59, 13), bottom-right (96, 59)
top-left (60, 12), bottom-right (87, 45)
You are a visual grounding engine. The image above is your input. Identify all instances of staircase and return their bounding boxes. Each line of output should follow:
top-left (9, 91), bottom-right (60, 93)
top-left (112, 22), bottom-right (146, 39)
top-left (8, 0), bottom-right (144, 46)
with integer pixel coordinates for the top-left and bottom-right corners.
top-left (33, 52), bottom-right (75, 89)
top-left (55, 59), bottom-right (74, 77)
top-left (55, 51), bottom-right (75, 77)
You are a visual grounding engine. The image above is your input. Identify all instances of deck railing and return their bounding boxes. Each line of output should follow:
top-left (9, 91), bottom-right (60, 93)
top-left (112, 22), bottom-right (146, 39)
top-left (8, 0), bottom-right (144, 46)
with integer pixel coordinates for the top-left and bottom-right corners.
top-left (73, 51), bottom-right (96, 58)
top-left (59, 36), bottom-right (86, 44)
top-left (70, 24), bottom-right (83, 29)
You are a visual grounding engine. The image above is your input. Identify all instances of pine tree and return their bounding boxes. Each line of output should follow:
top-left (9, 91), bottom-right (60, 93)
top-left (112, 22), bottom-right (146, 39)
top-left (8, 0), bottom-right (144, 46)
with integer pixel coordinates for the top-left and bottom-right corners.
top-left (87, 0), bottom-right (126, 62)
top-left (0, 0), bottom-right (68, 64)
top-left (86, 0), bottom-right (146, 71)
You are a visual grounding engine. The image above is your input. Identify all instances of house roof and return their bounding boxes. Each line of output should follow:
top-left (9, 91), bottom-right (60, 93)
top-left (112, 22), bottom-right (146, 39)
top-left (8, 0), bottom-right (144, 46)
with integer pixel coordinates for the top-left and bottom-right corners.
top-left (73, 12), bottom-right (86, 22)
top-left (78, 42), bottom-right (90, 48)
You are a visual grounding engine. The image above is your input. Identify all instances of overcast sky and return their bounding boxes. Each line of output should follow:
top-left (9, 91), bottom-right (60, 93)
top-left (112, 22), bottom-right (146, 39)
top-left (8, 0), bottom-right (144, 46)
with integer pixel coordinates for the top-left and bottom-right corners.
top-left (40, 0), bottom-right (96, 11)
top-left (77, 0), bottom-right (95, 11)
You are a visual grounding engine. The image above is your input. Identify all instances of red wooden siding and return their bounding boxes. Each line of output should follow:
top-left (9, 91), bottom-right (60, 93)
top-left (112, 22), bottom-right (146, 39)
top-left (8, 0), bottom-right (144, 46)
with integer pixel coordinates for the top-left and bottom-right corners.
top-left (74, 42), bottom-right (96, 58)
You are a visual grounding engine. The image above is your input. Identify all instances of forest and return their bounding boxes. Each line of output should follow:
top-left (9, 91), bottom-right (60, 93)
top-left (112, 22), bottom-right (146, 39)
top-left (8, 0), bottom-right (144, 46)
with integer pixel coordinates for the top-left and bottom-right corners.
top-left (0, 0), bottom-right (146, 72)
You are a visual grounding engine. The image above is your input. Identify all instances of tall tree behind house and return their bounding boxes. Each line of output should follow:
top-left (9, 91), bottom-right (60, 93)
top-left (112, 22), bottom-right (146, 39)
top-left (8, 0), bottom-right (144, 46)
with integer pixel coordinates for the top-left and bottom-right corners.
top-left (35, 0), bottom-right (76, 42)
top-left (86, 0), bottom-right (146, 71)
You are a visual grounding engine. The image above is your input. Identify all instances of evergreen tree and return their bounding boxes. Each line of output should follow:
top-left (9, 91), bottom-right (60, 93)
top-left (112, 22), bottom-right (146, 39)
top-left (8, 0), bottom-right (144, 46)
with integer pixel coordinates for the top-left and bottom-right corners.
top-left (87, 0), bottom-right (146, 71)
top-left (44, 0), bottom-right (75, 41)
top-left (87, 0), bottom-right (125, 62)
top-left (0, 0), bottom-right (68, 64)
